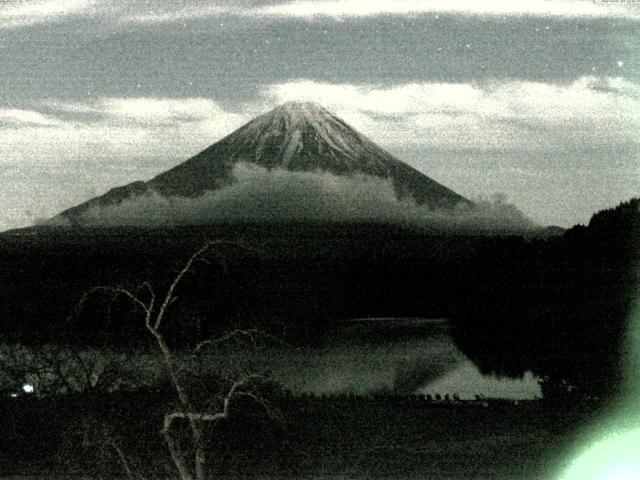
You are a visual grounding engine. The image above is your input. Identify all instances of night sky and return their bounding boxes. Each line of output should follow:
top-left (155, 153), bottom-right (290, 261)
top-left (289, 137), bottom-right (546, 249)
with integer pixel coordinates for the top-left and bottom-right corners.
top-left (1, 0), bottom-right (639, 230)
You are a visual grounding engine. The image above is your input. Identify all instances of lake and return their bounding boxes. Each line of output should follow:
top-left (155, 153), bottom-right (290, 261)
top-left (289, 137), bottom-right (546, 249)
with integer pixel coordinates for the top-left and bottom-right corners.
top-left (240, 318), bottom-right (542, 399)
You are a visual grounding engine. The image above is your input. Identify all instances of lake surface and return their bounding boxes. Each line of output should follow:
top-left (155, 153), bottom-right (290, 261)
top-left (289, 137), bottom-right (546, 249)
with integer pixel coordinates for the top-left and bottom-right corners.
top-left (5, 318), bottom-right (541, 400)
top-left (246, 318), bottom-right (541, 399)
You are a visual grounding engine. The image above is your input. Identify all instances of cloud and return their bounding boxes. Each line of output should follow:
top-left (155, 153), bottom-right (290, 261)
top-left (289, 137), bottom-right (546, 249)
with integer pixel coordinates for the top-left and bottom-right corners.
top-left (0, 97), bottom-right (248, 168)
top-left (6, 76), bottom-right (637, 171)
top-left (61, 162), bottom-right (536, 232)
top-left (0, 108), bottom-right (65, 127)
top-left (3, 0), bottom-right (637, 30)
top-left (2, 76), bottom-right (637, 172)
top-left (253, 0), bottom-right (638, 20)
top-left (113, 0), bottom-right (640, 24)
top-left (122, 4), bottom-right (237, 24)
top-left (48, 97), bottom-right (245, 126)
top-left (0, 0), bottom-right (94, 29)
top-left (262, 77), bottom-right (640, 151)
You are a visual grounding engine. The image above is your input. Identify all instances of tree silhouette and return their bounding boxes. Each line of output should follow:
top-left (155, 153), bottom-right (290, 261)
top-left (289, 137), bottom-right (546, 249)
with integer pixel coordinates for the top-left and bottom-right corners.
top-left (82, 241), bottom-right (280, 480)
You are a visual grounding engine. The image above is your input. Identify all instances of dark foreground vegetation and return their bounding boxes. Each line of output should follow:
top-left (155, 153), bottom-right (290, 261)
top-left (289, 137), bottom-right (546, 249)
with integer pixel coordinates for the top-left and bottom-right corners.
top-left (0, 390), bottom-right (599, 479)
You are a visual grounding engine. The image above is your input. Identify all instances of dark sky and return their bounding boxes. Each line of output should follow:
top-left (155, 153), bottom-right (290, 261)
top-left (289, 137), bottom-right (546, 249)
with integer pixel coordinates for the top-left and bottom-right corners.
top-left (1, 0), bottom-right (639, 229)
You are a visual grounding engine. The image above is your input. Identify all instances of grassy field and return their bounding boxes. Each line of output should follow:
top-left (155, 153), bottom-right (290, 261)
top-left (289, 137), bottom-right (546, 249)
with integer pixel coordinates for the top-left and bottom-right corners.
top-left (0, 391), bottom-right (596, 479)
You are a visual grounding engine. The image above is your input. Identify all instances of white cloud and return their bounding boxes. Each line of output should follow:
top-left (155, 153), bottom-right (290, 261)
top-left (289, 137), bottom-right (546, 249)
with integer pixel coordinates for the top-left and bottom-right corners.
top-left (117, 0), bottom-right (640, 24)
top-left (0, 108), bottom-right (65, 127)
top-left (122, 4), bottom-right (236, 24)
top-left (254, 0), bottom-right (636, 19)
top-left (3, 77), bottom-right (638, 172)
top-left (50, 97), bottom-right (244, 126)
top-left (0, 0), bottom-right (94, 28)
top-left (2, 0), bottom-right (636, 28)
top-left (262, 77), bottom-right (640, 150)
top-left (0, 97), bottom-right (248, 168)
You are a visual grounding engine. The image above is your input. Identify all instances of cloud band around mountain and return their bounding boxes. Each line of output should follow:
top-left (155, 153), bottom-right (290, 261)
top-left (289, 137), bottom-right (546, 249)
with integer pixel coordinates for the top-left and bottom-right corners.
top-left (49, 162), bottom-right (535, 232)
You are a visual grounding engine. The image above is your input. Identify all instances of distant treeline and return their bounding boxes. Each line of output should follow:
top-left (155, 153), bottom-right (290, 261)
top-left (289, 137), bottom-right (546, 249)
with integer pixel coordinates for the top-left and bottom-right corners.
top-left (451, 198), bottom-right (640, 399)
top-left (0, 222), bottom-right (494, 346)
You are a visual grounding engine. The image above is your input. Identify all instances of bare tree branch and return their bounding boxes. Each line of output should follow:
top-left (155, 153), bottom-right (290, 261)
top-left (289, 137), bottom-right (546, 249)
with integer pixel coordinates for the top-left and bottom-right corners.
top-left (194, 327), bottom-right (287, 354)
top-left (154, 241), bottom-right (221, 331)
top-left (71, 240), bottom-right (279, 480)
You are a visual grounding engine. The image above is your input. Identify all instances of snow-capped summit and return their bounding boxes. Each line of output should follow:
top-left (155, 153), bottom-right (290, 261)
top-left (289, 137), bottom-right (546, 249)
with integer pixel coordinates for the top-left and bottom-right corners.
top-left (212, 100), bottom-right (401, 172)
top-left (59, 102), bottom-right (470, 223)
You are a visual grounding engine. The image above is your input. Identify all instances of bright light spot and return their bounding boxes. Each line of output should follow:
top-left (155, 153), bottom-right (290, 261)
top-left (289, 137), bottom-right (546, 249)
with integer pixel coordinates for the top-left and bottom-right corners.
top-left (10, 393), bottom-right (18, 398)
top-left (618, 60), bottom-right (625, 68)
top-left (560, 429), bottom-right (640, 480)
top-left (22, 383), bottom-right (34, 394)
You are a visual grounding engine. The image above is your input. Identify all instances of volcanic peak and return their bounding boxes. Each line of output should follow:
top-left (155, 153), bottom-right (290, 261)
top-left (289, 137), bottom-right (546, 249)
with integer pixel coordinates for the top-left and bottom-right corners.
top-left (58, 102), bottom-right (472, 223)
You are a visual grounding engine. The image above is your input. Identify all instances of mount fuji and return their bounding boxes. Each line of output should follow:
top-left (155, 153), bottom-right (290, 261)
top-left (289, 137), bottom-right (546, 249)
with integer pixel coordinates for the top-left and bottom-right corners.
top-left (58, 102), bottom-right (471, 224)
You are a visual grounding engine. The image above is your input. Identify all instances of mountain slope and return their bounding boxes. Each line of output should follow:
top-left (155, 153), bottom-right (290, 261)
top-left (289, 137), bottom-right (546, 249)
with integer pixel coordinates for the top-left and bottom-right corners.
top-left (59, 102), bottom-right (471, 224)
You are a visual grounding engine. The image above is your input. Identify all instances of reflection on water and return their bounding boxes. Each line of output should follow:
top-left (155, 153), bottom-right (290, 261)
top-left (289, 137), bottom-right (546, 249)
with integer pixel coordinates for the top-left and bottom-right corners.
top-left (420, 363), bottom-right (541, 400)
top-left (261, 335), bottom-right (462, 395)
top-left (254, 318), bottom-right (542, 399)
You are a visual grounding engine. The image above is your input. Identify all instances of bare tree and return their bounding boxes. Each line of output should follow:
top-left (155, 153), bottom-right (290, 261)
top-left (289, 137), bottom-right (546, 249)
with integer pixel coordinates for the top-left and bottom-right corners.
top-left (83, 241), bottom-right (279, 480)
